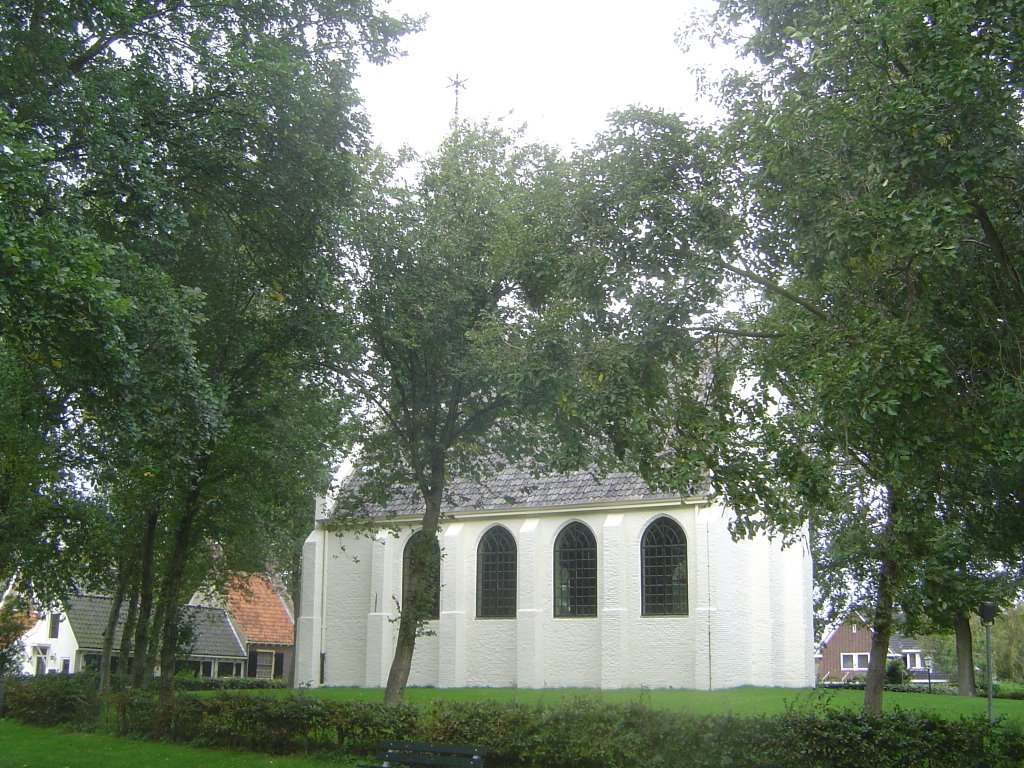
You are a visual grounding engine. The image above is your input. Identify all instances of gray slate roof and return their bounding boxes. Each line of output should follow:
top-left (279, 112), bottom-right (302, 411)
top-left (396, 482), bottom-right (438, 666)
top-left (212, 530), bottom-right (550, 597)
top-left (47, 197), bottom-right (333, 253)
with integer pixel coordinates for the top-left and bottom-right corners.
top-left (339, 465), bottom-right (680, 519)
top-left (65, 595), bottom-right (245, 659)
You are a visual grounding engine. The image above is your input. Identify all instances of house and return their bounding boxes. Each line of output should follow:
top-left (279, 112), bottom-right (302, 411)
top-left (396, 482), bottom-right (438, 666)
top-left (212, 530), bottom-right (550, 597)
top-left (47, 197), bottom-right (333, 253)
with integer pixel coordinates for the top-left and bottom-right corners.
top-left (224, 573), bottom-right (295, 681)
top-left (294, 467), bottom-right (815, 690)
top-left (19, 594), bottom-right (247, 678)
top-left (815, 616), bottom-right (945, 685)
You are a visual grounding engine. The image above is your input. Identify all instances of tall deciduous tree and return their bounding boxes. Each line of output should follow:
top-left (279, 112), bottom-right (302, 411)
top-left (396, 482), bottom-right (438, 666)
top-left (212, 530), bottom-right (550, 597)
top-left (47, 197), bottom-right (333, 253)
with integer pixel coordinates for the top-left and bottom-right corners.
top-left (695, 0), bottom-right (1024, 713)
top-left (337, 115), bottom-right (738, 703)
top-left (1, 0), bottom-right (414, 715)
top-left (341, 125), bottom-right (567, 703)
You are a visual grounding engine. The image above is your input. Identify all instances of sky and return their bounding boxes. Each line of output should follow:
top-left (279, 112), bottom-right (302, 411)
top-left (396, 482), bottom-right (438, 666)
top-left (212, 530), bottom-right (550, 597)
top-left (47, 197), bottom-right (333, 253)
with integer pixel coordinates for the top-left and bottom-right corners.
top-left (355, 0), bottom-right (737, 156)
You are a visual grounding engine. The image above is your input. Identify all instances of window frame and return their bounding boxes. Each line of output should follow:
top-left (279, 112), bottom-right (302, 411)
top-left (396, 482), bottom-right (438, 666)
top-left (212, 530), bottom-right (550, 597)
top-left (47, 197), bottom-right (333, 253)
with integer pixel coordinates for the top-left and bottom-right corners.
top-left (640, 516), bottom-right (689, 617)
top-left (476, 525), bottom-right (517, 619)
top-left (255, 650), bottom-right (274, 679)
top-left (841, 652), bottom-right (870, 670)
top-left (553, 521), bottom-right (598, 618)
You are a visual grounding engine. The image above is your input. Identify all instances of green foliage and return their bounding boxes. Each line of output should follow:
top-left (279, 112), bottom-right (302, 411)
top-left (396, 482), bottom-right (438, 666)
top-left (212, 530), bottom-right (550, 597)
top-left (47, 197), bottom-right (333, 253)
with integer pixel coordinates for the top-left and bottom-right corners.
top-left (332, 700), bottom-right (421, 754)
top-left (3, 673), bottom-right (99, 726)
top-left (12, 682), bottom-right (1024, 767)
top-left (170, 676), bottom-right (287, 692)
top-left (1, 0), bottom-right (414, 699)
top-left (886, 658), bottom-right (910, 685)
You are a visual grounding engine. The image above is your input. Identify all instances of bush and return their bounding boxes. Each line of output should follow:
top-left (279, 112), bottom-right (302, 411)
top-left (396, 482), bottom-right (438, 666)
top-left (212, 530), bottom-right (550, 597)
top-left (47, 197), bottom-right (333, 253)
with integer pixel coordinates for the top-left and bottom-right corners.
top-left (189, 693), bottom-right (334, 753)
top-left (10, 683), bottom-right (1024, 767)
top-left (885, 658), bottom-right (910, 685)
top-left (424, 699), bottom-right (537, 767)
top-left (171, 675), bottom-right (286, 691)
top-left (332, 699), bottom-right (420, 755)
top-left (3, 674), bottom-right (99, 726)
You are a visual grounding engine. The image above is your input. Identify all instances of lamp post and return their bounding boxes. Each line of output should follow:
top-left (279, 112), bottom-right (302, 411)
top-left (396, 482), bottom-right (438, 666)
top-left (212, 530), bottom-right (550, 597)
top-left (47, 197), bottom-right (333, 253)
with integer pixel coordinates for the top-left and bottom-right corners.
top-left (980, 601), bottom-right (998, 725)
top-left (924, 655), bottom-right (933, 694)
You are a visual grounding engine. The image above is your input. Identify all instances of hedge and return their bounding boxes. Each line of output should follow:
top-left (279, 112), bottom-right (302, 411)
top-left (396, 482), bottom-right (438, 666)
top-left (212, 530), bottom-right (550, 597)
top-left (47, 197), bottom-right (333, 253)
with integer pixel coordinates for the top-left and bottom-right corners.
top-left (5, 675), bottom-right (1024, 767)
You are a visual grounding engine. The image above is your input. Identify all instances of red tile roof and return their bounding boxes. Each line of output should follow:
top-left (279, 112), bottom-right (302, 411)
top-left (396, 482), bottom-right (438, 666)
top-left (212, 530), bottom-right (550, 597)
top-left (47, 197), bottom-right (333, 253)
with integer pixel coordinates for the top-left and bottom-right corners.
top-left (226, 574), bottom-right (294, 646)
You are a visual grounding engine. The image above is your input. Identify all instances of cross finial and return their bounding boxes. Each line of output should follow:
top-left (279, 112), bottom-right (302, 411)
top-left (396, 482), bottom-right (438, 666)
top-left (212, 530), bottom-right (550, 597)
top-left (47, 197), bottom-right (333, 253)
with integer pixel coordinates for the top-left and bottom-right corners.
top-left (448, 74), bottom-right (468, 120)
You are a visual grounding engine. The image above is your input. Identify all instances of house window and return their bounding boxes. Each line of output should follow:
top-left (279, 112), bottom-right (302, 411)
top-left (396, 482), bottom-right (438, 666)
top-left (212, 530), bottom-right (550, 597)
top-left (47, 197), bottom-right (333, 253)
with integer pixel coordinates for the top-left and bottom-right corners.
top-left (403, 530), bottom-right (441, 620)
top-left (255, 651), bottom-right (274, 679)
top-left (554, 522), bottom-right (597, 617)
top-left (641, 516), bottom-right (688, 616)
top-left (61, 658), bottom-right (70, 674)
top-left (904, 651), bottom-right (922, 670)
top-left (476, 526), bottom-right (517, 618)
top-left (217, 661), bottom-right (236, 677)
top-left (841, 653), bottom-right (870, 670)
top-left (48, 613), bottom-right (60, 639)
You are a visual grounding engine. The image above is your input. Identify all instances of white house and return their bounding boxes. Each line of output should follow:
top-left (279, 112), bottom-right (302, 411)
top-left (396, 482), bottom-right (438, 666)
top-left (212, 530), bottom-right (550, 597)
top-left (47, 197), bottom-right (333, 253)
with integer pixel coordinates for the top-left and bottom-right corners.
top-left (19, 594), bottom-right (247, 677)
top-left (294, 468), bottom-right (815, 690)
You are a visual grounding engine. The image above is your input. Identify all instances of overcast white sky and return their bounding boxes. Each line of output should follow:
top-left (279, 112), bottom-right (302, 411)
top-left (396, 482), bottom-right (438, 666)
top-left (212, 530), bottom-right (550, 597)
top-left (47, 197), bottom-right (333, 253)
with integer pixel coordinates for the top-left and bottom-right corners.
top-left (356, 0), bottom-right (736, 155)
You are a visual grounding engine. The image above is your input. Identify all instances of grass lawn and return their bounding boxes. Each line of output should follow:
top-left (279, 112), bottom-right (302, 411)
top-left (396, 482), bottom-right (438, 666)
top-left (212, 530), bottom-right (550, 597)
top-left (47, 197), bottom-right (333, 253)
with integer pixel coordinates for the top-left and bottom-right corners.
top-left (0, 719), bottom-right (355, 768)
top-left (239, 684), bottom-right (1024, 723)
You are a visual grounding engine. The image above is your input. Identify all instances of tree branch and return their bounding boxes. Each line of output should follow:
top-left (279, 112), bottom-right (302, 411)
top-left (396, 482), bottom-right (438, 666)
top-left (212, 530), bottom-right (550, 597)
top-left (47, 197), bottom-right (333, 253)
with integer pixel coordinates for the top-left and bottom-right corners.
top-left (970, 199), bottom-right (1024, 308)
top-left (719, 259), bottom-right (829, 320)
top-left (685, 325), bottom-right (785, 339)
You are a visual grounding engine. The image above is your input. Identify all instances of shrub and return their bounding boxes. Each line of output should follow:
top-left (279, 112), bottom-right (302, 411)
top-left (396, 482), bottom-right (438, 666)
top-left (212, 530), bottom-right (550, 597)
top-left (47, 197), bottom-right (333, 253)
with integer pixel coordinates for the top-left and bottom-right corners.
top-left (109, 689), bottom-right (160, 737)
top-left (885, 658), bottom-right (910, 685)
top-left (3, 674), bottom-right (99, 726)
top-left (189, 693), bottom-right (334, 753)
top-left (424, 699), bottom-right (537, 767)
top-left (332, 699), bottom-right (420, 754)
top-left (172, 675), bottom-right (286, 692)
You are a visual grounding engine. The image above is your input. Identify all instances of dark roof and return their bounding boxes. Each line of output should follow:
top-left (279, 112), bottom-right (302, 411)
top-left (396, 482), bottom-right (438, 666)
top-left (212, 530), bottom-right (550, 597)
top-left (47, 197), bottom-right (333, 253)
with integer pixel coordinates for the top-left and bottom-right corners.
top-left (64, 595), bottom-right (245, 659)
top-left (338, 465), bottom-right (680, 519)
top-left (180, 604), bottom-right (247, 659)
top-left (889, 633), bottom-right (922, 654)
top-left (62, 595), bottom-right (127, 651)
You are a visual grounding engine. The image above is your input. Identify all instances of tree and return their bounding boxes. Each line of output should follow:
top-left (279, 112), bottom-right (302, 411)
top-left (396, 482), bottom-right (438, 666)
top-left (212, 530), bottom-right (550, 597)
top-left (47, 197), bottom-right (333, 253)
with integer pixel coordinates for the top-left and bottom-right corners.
top-left (339, 125), bottom-right (569, 703)
top-left (336, 112), bottom-right (742, 703)
top-left (693, 0), bottom-right (1024, 713)
top-left (1, 0), bottom-right (414, 717)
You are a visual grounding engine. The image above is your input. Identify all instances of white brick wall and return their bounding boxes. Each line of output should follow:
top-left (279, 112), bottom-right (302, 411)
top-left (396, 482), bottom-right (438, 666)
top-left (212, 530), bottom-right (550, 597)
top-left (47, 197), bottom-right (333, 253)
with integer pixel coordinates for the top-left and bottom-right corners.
top-left (294, 497), bottom-right (814, 690)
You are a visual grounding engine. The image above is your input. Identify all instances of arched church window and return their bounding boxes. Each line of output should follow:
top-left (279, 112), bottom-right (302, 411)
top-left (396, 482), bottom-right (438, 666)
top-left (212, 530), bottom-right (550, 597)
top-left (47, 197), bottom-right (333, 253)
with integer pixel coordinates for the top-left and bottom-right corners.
top-left (402, 530), bottom-right (440, 620)
top-left (553, 522), bottom-right (597, 617)
top-left (641, 516), bottom-right (688, 616)
top-left (476, 526), bottom-right (517, 618)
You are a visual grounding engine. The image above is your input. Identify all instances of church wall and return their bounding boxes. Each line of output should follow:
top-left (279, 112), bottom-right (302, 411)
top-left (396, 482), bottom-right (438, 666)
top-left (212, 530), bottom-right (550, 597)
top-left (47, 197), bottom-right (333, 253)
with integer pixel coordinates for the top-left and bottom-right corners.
top-left (300, 495), bottom-right (814, 691)
top-left (464, 620), bottom-right (517, 686)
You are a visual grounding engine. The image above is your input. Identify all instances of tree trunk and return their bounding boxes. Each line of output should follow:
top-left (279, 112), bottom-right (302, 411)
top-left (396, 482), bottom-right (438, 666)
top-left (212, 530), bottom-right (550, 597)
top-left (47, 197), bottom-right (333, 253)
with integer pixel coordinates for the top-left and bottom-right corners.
top-left (864, 494), bottom-right (900, 716)
top-left (119, 588), bottom-right (139, 677)
top-left (155, 467), bottom-right (206, 732)
top-left (383, 482), bottom-right (443, 705)
top-left (99, 560), bottom-right (130, 693)
top-left (954, 611), bottom-right (977, 696)
top-left (130, 508), bottom-right (159, 688)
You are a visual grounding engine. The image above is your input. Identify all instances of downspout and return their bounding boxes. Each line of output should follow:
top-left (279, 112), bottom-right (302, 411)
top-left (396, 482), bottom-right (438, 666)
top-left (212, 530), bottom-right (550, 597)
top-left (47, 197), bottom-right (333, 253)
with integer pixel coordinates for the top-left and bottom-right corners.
top-left (319, 518), bottom-right (329, 685)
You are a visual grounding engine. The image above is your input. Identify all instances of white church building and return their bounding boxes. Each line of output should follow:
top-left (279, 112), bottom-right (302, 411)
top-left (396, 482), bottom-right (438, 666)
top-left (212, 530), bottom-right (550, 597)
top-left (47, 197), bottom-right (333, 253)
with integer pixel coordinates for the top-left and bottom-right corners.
top-left (294, 468), bottom-right (814, 690)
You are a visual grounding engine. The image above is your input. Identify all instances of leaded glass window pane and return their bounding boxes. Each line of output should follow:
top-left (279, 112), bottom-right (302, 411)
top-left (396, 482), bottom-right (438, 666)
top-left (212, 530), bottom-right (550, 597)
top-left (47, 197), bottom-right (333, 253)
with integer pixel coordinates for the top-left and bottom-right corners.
top-left (403, 530), bottom-right (440, 620)
top-left (641, 517), bottom-right (688, 616)
top-left (477, 526), bottom-right (517, 618)
top-left (553, 522), bottom-right (597, 617)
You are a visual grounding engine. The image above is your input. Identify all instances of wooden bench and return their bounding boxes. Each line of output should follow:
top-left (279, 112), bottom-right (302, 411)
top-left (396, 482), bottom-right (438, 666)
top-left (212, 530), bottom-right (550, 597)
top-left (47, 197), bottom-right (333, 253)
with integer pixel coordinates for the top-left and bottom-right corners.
top-left (359, 739), bottom-right (487, 768)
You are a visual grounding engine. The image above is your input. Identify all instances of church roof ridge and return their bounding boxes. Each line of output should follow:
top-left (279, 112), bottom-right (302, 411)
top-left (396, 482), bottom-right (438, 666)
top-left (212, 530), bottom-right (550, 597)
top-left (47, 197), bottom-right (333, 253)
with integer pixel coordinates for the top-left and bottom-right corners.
top-left (334, 464), bottom-right (691, 520)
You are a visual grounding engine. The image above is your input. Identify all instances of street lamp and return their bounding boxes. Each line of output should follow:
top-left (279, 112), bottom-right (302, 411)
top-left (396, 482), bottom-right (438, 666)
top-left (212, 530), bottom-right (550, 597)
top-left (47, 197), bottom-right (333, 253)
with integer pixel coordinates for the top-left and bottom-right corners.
top-left (924, 655), bottom-right (934, 694)
top-left (980, 601), bottom-right (998, 725)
